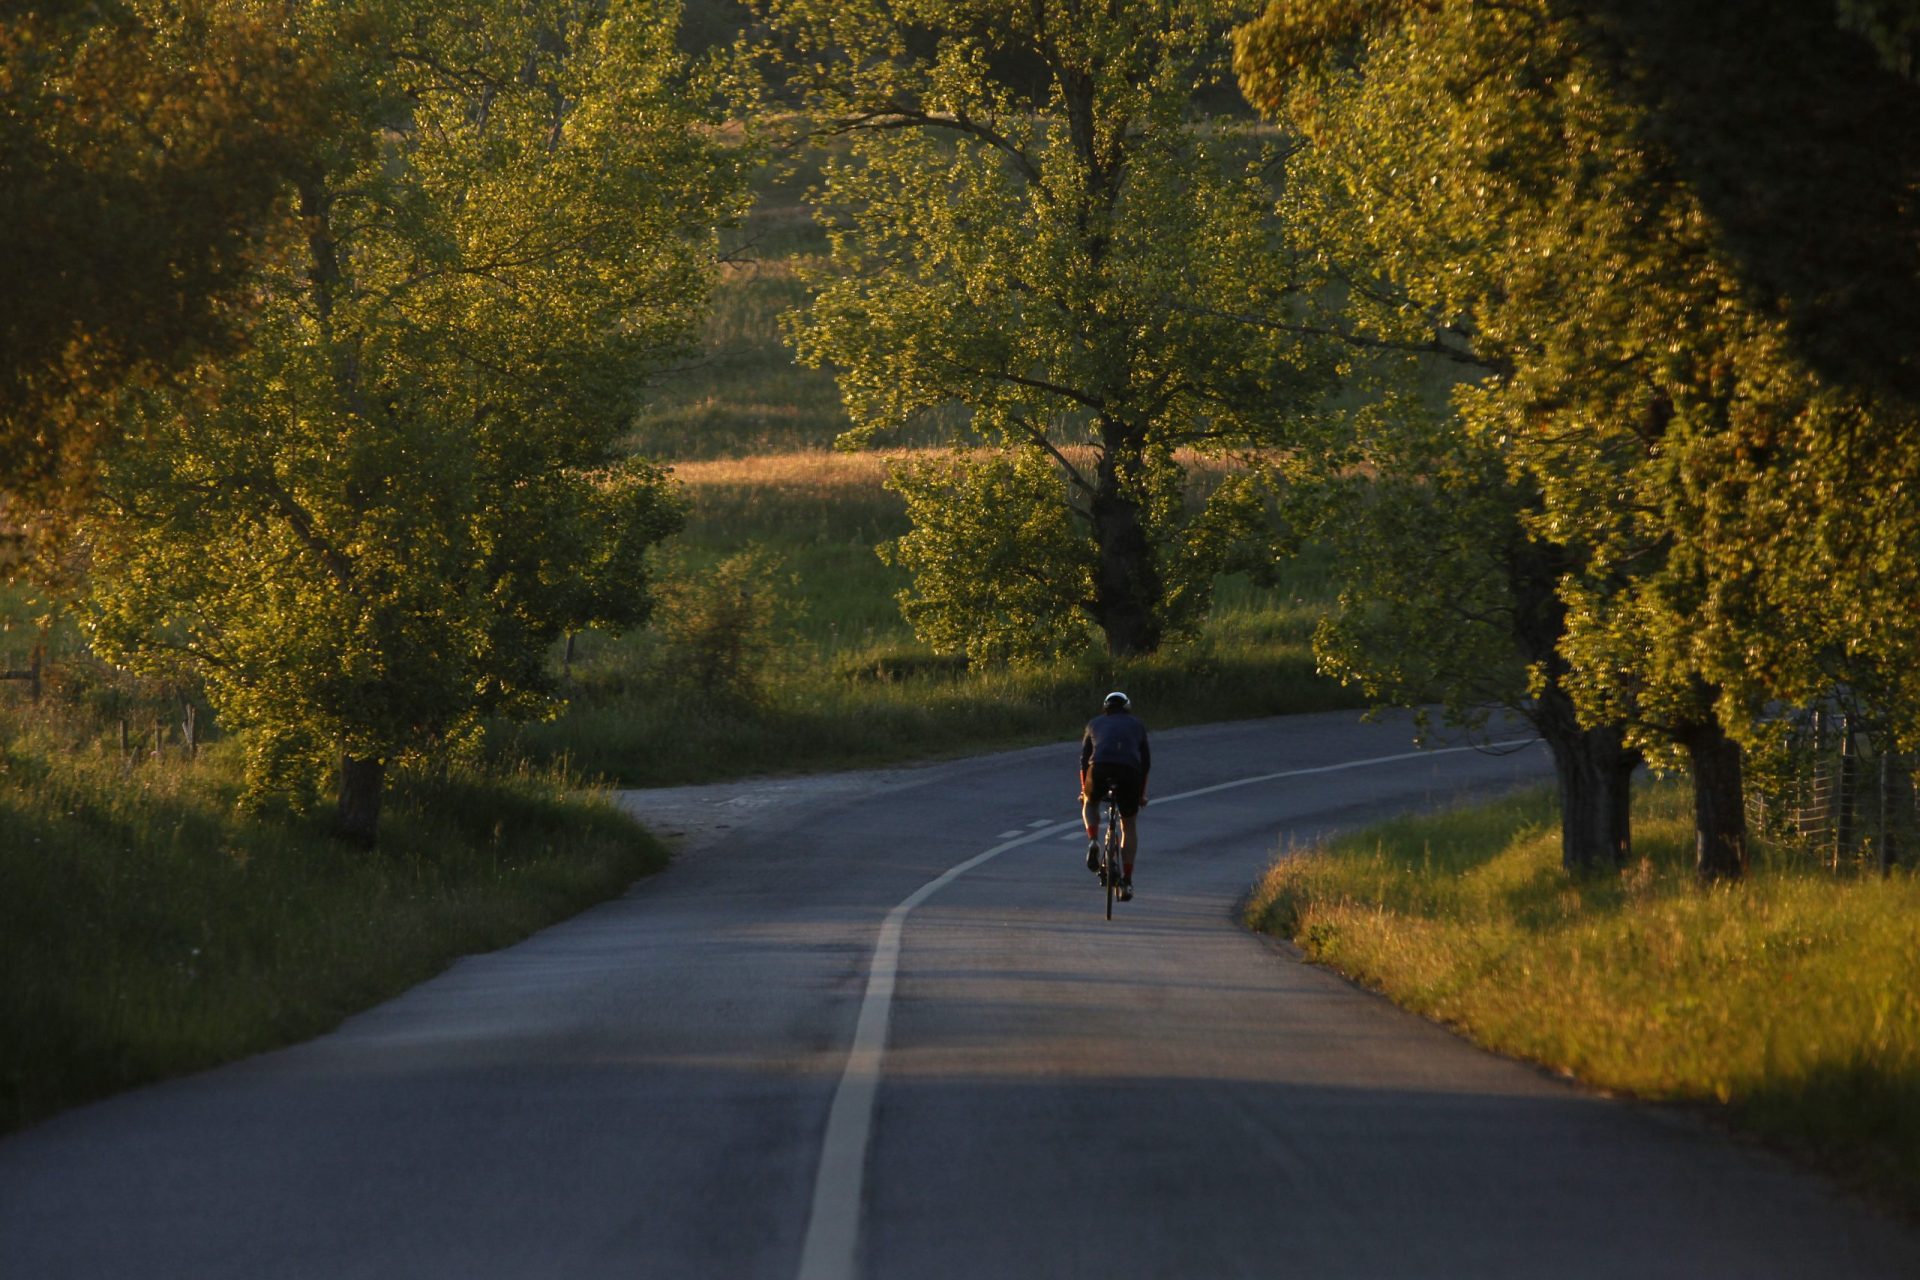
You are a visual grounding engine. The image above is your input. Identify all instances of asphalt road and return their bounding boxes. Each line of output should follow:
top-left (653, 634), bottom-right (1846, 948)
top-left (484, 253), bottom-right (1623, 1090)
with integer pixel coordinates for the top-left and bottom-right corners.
top-left (4, 710), bottom-right (1918, 1278)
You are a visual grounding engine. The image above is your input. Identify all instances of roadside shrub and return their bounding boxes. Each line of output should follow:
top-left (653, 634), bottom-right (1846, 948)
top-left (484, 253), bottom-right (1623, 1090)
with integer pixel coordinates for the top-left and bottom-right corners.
top-left (650, 545), bottom-right (804, 701)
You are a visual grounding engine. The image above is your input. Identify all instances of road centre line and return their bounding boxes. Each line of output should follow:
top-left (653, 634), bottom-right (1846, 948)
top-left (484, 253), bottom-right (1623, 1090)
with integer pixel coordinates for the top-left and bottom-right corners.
top-left (793, 737), bottom-right (1539, 1280)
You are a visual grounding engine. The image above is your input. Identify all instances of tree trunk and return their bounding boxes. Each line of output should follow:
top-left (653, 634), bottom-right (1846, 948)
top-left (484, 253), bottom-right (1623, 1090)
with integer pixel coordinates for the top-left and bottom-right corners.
top-left (1087, 431), bottom-right (1163, 657)
top-left (1530, 674), bottom-right (1637, 875)
top-left (1505, 529), bottom-right (1636, 875)
top-left (1679, 719), bottom-right (1748, 881)
top-left (336, 755), bottom-right (385, 848)
top-left (1541, 721), bottom-right (1637, 875)
top-left (1087, 489), bottom-right (1161, 655)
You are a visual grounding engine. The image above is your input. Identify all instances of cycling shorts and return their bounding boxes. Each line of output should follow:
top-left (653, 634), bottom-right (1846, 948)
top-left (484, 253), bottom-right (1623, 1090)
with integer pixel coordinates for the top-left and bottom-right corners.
top-left (1087, 762), bottom-right (1144, 817)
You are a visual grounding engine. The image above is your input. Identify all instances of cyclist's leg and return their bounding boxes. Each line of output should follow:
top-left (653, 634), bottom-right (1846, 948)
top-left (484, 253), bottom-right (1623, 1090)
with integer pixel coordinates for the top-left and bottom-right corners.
top-left (1117, 767), bottom-right (1141, 879)
top-left (1081, 769), bottom-right (1103, 872)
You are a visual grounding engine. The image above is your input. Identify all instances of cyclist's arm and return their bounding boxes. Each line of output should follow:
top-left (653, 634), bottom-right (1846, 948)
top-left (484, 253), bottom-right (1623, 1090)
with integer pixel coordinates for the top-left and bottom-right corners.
top-left (1139, 731), bottom-right (1150, 802)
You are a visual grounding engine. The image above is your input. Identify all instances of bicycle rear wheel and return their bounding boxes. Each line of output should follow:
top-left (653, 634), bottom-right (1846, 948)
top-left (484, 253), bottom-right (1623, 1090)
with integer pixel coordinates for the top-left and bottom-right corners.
top-left (1102, 801), bottom-right (1120, 920)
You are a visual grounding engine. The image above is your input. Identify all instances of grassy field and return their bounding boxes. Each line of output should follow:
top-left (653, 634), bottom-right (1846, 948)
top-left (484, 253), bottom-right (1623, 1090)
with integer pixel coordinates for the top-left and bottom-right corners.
top-left (513, 448), bottom-right (1356, 785)
top-left (1246, 784), bottom-right (1920, 1215)
top-left (520, 136), bottom-right (1363, 785)
top-left (0, 726), bottom-right (665, 1134)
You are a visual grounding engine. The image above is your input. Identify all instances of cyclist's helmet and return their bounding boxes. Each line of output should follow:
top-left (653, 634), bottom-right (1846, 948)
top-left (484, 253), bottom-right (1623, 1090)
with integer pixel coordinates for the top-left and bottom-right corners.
top-left (1103, 691), bottom-right (1131, 712)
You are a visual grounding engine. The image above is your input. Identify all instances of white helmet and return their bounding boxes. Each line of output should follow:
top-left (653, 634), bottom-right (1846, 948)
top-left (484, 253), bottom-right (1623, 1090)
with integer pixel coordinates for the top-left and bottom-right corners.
top-left (1102, 691), bottom-right (1130, 711)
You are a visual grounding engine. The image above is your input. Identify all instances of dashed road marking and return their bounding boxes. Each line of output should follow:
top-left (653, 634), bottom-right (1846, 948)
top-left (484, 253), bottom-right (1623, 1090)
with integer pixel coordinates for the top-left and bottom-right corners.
top-left (794, 737), bottom-right (1538, 1280)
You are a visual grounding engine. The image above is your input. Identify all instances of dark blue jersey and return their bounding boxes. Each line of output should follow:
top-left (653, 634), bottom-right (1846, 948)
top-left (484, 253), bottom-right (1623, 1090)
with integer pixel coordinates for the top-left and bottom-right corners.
top-left (1080, 711), bottom-right (1150, 774)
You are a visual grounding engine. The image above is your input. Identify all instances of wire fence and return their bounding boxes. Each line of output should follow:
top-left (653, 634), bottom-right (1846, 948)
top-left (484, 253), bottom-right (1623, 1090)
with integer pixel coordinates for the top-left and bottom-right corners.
top-left (1748, 708), bottom-right (1915, 874)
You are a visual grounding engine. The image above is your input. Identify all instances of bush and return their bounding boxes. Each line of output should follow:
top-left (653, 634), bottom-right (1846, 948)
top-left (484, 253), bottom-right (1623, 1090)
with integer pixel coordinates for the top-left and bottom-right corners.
top-left (650, 545), bottom-right (804, 700)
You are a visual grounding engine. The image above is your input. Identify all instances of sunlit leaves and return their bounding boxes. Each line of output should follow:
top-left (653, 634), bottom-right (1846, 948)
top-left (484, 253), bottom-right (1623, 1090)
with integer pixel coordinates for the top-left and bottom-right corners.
top-left (0, 0), bottom-right (334, 533)
top-left (83, 0), bottom-right (739, 812)
top-left (881, 451), bottom-right (1095, 665)
top-left (1249, 0), bottom-right (1920, 752)
top-left (769, 0), bottom-right (1333, 656)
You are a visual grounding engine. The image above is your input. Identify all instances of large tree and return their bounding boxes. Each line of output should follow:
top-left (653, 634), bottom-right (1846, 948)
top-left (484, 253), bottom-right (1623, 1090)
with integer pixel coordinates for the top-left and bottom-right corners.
top-left (1242, 0), bottom-right (1920, 879)
top-left (1301, 386), bottom-right (1641, 875)
top-left (766, 0), bottom-right (1334, 658)
top-left (1238, 2), bottom-right (1728, 876)
top-left (1, 0), bottom-right (331, 540)
top-left (84, 0), bottom-right (744, 842)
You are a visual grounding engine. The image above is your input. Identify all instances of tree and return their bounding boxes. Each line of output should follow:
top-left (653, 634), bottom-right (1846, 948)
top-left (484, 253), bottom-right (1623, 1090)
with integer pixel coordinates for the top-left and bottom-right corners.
top-left (84, 0), bottom-right (744, 843)
top-left (880, 450), bottom-right (1096, 666)
top-left (765, 0), bottom-right (1334, 659)
top-left (1238, 0), bottom-right (1775, 877)
top-left (1302, 388), bottom-right (1640, 875)
top-left (1550, 0), bottom-right (1920, 777)
top-left (0, 0), bottom-right (332, 539)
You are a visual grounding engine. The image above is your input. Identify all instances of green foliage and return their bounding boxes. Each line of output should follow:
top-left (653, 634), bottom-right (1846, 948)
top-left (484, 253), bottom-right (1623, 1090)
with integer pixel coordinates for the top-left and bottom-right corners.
top-left (1838, 0), bottom-right (1920, 78)
top-left (1242, 0), bottom-right (1920, 770)
top-left (881, 451), bottom-right (1096, 665)
top-left (0, 0), bottom-right (334, 534)
top-left (81, 0), bottom-right (744, 825)
top-left (764, 0), bottom-right (1334, 656)
top-left (1247, 783), bottom-right (1920, 1213)
top-left (650, 545), bottom-right (805, 698)
top-left (1302, 387), bottom-right (1530, 732)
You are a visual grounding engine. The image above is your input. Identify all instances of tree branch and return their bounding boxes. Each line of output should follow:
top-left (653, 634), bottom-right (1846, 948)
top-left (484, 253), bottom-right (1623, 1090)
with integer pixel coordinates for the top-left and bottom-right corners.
top-left (1005, 411), bottom-right (1096, 508)
top-left (815, 103), bottom-right (1042, 185)
top-left (256, 472), bottom-right (358, 594)
top-left (933, 355), bottom-right (1109, 412)
top-left (1162, 296), bottom-right (1508, 374)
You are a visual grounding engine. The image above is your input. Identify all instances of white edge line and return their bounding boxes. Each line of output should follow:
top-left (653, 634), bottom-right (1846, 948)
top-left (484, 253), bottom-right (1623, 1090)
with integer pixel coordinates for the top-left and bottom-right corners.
top-left (793, 736), bottom-right (1541, 1280)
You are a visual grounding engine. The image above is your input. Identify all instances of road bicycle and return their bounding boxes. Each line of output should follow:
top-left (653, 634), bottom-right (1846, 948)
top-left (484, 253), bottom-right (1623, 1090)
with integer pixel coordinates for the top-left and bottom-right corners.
top-left (1097, 781), bottom-right (1124, 920)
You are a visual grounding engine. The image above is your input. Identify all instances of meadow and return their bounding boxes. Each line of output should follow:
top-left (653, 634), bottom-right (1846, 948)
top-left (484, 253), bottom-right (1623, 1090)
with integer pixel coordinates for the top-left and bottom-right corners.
top-left (1246, 785), bottom-right (1920, 1215)
top-left (512, 150), bottom-right (1361, 786)
top-left (511, 446), bottom-right (1354, 785)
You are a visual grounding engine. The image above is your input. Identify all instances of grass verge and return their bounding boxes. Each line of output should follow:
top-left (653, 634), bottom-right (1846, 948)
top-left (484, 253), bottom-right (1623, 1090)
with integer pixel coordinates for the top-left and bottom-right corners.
top-left (0, 732), bottom-right (666, 1134)
top-left (1245, 782), bottom-right (1920, 1215)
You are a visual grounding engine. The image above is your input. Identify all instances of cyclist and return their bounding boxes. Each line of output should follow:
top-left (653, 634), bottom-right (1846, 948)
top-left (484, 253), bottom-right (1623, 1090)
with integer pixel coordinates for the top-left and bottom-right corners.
top-left (1079, 690), bottom-right (1149, 901)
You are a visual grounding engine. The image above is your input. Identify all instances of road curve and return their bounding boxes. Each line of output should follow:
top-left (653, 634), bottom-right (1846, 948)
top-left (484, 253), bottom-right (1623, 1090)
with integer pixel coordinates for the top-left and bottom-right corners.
top-left (3, 710), bottom-right (1917, 1278)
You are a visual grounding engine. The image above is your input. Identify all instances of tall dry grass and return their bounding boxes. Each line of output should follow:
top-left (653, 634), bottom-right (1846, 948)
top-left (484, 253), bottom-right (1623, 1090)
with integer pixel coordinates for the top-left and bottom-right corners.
top-left (1247, 783), bottom-right (1920, 1214)
top-left (0, 732), bottom-right (665, 1134)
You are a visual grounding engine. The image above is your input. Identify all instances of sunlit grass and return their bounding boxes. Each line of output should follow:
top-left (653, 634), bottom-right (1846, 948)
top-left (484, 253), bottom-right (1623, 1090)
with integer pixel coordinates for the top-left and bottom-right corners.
top-left (1246, 783), bottom-right (1920, 1212)
top-left (520, 623), bottom-right (1345, 786)
top-left (523, 446), bottom-right (1358, 784)
top-left (0, 732), bottom-right (666, 1134)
